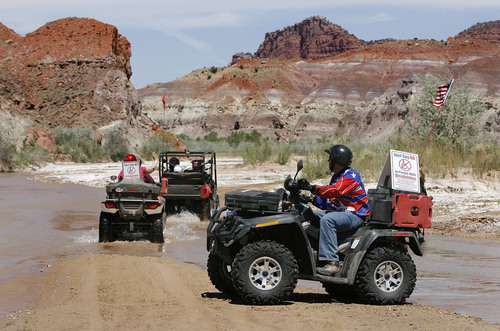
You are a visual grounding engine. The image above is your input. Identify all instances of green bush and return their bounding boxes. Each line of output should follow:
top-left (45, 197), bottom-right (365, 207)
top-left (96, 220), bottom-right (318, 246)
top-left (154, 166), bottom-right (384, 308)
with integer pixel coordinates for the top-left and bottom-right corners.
top-left (276, 144), bottom-right (291, 165)
top-left (54, 126), bottom-right (104, 162)
top-left (140, 134), bottom-right (177, 159)
top-left (0, 142), bottom-right (17, 171)
top-left (103, 130), bottom-right (128, 161)
top-left (0, 142), bottom-right (53, 172)
top-left (409, 76), bottom-right (486, 147)
top-left (242, 139), bottom-right (273, 165)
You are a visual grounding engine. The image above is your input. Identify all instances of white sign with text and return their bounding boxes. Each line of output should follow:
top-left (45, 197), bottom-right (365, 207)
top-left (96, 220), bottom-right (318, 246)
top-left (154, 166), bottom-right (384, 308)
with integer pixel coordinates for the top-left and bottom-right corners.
top-left (122, 161), bottom-right (140, 178)
top-left (390, 150), bottom-right (420, 192)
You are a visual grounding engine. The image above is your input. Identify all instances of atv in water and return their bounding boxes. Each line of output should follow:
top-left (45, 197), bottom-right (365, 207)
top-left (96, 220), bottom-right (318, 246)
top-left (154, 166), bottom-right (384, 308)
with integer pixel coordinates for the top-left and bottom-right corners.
top-left (99, 162), bottom-right (166, 243)
top-left (206, 159), bottom-right (432, 304)
top-left (158, 151), bottom-right (218, 221)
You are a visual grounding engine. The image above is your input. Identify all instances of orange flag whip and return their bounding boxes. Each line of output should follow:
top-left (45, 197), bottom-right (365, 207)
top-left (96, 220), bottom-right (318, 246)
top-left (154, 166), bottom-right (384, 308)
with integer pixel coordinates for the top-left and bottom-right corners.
top-left (420, 79), bottom-right (454, 163)
top-left (162, 91), bottom-right (166, 110)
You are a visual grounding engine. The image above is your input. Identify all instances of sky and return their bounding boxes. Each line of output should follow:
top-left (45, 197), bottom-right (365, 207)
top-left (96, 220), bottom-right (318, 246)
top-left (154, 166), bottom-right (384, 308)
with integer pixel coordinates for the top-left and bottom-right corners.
top-left (1, 1), bottom-right (498, 88)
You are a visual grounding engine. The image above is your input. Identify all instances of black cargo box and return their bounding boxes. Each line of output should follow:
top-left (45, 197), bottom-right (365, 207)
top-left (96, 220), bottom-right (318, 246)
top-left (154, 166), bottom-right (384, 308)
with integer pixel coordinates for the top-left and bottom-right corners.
top-left (367, 188), bottom-right (393, 224)
top-left (225, 189), bottom-right (282, 212)
top-left (106, 182), bottom-right (160, 200)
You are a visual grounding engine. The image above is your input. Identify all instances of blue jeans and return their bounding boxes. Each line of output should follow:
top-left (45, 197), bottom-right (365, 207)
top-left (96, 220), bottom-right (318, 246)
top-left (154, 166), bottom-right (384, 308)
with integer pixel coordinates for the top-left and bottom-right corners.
top-left (316, 211), bottom-right (364, 262)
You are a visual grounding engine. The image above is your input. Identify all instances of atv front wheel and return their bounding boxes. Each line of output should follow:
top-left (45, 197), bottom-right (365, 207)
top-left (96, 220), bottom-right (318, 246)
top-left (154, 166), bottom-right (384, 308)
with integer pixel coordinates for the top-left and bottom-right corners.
top-left (149, 216), bottom-right (165, 243)
top-left (354, 245), bottom-right (416, 304)
top-left (98, 213), bottom-right (113, 242)
top-left (207, 253), bottom-right (236, 296)
top-left (232, 240), bottom-right (298, 305)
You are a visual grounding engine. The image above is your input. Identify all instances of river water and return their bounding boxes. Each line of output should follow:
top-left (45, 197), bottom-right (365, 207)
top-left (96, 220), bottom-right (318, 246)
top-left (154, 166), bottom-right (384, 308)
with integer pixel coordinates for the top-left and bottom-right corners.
top-left (0, 173), bottom-right (499, 324)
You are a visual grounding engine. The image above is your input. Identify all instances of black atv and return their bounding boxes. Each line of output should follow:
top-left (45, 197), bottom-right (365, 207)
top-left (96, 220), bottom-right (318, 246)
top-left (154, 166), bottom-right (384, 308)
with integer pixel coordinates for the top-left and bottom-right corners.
top-left (159, 151), bottom-right (218, 221)
top-left (206, 160), bottom-right (433, 305)
top-left (99, 176), bottom-right (166, 243)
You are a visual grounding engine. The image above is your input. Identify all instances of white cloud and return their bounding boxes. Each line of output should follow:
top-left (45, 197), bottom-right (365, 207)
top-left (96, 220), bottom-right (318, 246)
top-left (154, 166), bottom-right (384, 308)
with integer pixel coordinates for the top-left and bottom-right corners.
top-left (164, 29), bottom-right (209, 50)
top-left (354, 13), bottom-right (395, 24)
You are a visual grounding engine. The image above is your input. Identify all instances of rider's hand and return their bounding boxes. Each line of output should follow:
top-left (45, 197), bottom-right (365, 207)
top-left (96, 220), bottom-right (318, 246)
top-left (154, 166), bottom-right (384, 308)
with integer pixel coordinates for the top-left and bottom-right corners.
top-left (298, 178), bottom-right (316, 193)
top-left (299, 193), bottom-right (315, 203)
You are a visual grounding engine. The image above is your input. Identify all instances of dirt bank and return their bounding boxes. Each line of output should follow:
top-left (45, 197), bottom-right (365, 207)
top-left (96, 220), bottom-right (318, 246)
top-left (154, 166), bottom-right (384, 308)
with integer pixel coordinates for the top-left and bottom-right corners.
top-left (1, 254), bottom-right (498, 331)
top-left (0, 160), bottom-right (498, 330)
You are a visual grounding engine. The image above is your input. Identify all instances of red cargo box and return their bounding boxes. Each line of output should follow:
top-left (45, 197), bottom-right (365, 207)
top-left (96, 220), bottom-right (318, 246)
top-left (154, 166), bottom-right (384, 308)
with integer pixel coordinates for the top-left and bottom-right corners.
top-left (392, 194), bottom-right (433, 229)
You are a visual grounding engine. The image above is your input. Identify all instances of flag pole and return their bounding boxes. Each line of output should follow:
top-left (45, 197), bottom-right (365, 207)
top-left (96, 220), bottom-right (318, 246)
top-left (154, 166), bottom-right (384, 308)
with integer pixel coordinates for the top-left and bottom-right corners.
top-left (420, 79), bottom-right (454, 163)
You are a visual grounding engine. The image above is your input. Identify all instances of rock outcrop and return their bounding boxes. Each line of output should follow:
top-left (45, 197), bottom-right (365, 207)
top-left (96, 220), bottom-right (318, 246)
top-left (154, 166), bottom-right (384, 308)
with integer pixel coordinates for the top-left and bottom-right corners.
top-left (455, 20), bottom-right (500, 45)
top-left (254, 16), bottom-right (366, 60)
top-left (0, 18), bottom-right (148, 149)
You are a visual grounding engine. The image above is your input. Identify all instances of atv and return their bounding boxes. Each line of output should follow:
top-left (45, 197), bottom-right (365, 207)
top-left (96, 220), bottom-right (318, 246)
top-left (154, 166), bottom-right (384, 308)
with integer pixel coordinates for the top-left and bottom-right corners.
top-left (99, 162), bottom-right (166, 243)
top-left (158, 151), bottom-right (218, 221)
top-left (206, 159), bottom-right (432, 305)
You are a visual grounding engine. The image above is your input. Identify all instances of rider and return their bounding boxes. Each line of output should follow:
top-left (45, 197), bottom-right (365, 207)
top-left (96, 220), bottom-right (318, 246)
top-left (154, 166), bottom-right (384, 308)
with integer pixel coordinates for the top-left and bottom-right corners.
top-left (298, 144), bottom-right (370, 276)
top-left (118, 152), bottom-right (158, 184)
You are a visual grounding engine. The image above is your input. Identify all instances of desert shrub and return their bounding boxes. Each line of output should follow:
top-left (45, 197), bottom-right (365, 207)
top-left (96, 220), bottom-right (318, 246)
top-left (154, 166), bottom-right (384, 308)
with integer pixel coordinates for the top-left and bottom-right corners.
top-left (0, 142), bottom-right (52, 171)
top-left (227, 130), bottom-right (261, 147)
top-left (103, 130), bottom-right (129, 161)
top-left (276, 144), bottom-right (291, 165)
top-left (54, 126), bottom-right (104, 162)
top-left (140, 134), bottom-right (177, 159)
top-left (469, 141), bottom-right (500, 177)
top-left (0, 142), bottom-right (17, 171)
top-left (409, 76), bottom-right (486, 146)
top-left (17, 144), bottom-right (53, 168)
top-left (242, 139), bottom-right (273, 165)
top-left (302, 150), bottom-right (330, 180)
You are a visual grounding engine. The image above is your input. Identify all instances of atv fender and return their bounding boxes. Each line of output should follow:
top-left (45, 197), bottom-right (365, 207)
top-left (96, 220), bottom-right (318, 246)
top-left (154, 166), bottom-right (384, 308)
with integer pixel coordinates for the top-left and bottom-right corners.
top-left (356, 228), bottom-right (423, 256)
top-left (336, 228), bottom-right (422, 285)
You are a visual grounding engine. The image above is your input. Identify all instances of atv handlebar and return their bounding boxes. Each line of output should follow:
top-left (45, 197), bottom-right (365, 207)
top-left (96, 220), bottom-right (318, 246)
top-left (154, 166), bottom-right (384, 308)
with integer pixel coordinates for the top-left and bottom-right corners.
top-left (284, 169), bottom-right (315, 205)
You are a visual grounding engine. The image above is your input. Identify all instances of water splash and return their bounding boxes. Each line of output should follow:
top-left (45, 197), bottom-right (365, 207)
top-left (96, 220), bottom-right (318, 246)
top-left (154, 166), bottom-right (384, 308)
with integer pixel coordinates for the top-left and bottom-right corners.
top-left (165, 224), bottom-right (199, 241)
top-left (74, 228), bottom-right (99, 243)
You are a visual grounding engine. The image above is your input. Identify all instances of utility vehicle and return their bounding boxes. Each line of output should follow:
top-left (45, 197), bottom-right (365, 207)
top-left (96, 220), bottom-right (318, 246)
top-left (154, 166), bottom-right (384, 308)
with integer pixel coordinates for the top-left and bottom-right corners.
top-left (159, 151), bottom-right (218, 221)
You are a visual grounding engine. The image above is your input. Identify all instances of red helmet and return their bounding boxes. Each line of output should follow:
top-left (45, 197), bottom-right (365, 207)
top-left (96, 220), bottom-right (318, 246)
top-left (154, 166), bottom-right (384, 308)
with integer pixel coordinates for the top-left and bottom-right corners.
top-left (124, 154), bottom-right (137, 162)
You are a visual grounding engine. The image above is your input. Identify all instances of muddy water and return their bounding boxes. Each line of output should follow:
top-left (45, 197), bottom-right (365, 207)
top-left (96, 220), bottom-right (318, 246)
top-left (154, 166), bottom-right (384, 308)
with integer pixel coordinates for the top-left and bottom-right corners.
top-left (0, 173), bottom-right (499, 324)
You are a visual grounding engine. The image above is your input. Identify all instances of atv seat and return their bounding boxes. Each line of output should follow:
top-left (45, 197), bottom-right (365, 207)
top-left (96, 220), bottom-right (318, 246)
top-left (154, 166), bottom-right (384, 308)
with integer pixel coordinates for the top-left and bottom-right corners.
top-left (162, 172), bottom-right (209, 185)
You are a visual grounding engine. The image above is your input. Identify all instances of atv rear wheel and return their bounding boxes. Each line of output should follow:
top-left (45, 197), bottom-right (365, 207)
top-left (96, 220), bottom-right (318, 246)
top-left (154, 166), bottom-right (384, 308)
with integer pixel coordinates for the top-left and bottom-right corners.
top-left (149, 216), bottom-right (165, 243)
top-left (98, 212), bottom-right (113, 242)
top-left (199, 196), bottom-right (217, 221)
top-left (354, 244), bottom-right (416, 304)
top-left (232, 240), bottom-right (298, 305)
top-left (207, 253), bottom-right (236, 296)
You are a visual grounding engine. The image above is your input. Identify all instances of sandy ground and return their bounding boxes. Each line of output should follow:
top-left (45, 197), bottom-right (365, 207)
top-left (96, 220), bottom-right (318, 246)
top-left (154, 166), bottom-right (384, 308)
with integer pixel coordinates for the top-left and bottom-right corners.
top-left (1, 159), bottom-right (499, 330)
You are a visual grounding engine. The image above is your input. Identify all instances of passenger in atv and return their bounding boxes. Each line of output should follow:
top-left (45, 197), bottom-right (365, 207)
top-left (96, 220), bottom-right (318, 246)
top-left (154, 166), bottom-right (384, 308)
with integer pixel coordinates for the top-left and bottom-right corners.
top-left (118, 153), bottom-right (157, 184)
top-left (168, 157), bottom-right (180, 172)
top-left (298, 144), bottom-right (370, 276)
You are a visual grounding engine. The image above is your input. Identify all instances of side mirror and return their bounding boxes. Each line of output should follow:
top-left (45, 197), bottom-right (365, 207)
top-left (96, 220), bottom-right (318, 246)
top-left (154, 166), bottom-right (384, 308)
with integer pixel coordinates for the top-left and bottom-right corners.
top-left (294, 160), bottom-right (303, 181)
top-left (297, 160), bottom-right (303, 172)
top-left (110, 175), bottom-right (117, 183)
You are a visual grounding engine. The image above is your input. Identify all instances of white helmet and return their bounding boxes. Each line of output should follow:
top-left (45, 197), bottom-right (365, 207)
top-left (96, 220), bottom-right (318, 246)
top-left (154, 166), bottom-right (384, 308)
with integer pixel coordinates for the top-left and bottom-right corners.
top-left (173, 165), bottom-right (183, 173)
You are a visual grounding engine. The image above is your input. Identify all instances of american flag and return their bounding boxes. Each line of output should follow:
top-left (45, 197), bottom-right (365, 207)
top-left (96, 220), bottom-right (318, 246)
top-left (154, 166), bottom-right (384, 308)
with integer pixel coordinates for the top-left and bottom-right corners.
top-left (432, 83), bottom-right (450, 107)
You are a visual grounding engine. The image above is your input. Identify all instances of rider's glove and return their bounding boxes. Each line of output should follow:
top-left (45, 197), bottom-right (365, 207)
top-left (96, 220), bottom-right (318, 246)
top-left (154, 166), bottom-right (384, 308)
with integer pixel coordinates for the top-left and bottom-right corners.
top-left (298, 178), bottom-right (316, 193)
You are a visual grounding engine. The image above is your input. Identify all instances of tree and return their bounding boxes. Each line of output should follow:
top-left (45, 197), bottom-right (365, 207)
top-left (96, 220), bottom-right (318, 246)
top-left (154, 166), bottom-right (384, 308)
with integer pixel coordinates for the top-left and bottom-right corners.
top-left (410, 76), bottom-right (486, 147)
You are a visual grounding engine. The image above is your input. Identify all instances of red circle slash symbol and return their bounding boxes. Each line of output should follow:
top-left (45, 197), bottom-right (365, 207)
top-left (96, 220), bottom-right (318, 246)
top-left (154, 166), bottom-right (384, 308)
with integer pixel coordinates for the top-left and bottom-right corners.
top-left (127, 166), bottom-right (136, 175)
top-left (399, 159), bottom-right (411, 171)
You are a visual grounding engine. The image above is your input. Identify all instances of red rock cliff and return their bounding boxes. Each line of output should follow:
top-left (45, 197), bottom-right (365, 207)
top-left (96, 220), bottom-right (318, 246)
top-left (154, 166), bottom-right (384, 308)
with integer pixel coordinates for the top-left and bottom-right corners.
top-left (0, 17), bottom-right (138, 129)
top-left (255, 16), bottom-right (365, 60)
